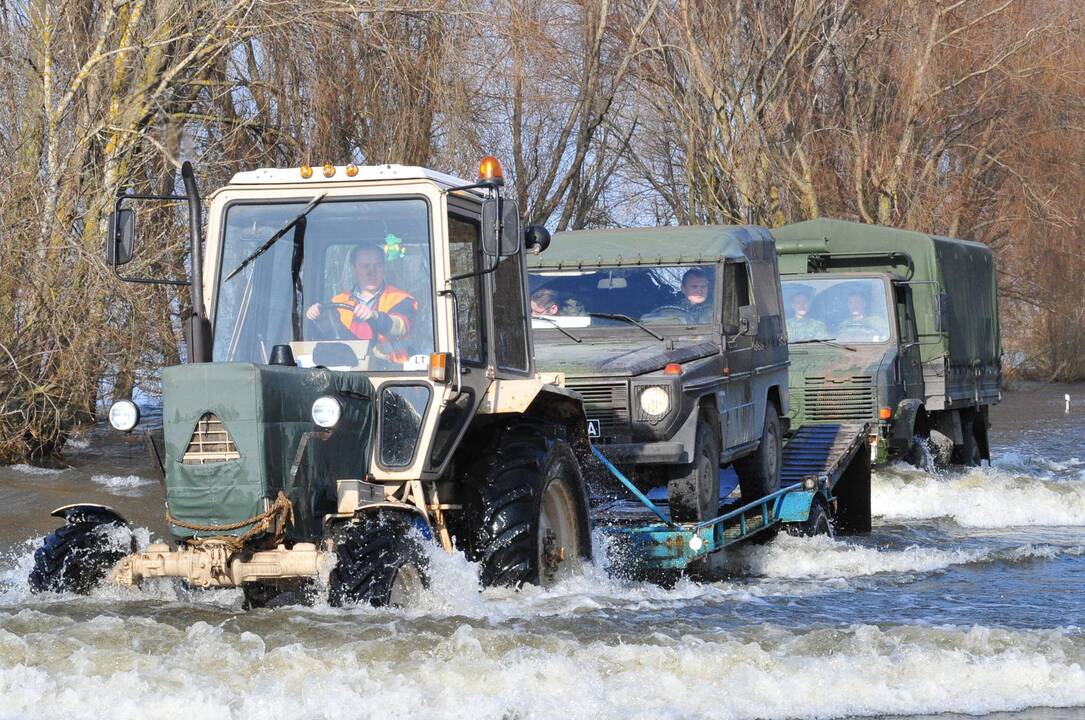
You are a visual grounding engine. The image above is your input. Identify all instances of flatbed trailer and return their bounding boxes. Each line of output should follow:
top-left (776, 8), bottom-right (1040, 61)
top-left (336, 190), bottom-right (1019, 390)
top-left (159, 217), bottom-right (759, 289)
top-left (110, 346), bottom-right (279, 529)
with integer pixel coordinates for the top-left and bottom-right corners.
top-left (592, 423), bottom-right (871, 575)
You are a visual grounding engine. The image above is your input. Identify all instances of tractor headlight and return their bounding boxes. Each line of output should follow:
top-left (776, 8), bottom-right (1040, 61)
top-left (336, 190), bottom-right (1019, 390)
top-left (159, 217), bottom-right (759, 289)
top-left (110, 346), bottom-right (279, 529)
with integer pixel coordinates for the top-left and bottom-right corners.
top-left (108, 400), bottom-right (140, 432)
top-left (638, 386), bottom-right (670, 418)
top-left (311, 396), bottom-right (342, 428)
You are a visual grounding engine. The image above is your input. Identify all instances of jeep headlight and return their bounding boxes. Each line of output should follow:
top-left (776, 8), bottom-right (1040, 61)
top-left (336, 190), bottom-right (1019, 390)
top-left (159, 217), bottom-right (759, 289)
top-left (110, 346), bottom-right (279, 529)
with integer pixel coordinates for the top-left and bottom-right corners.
top-left (108, 400), bottom-right (140, 432)
top-left (638, 386), bottom-right (670, 417)
top-left (311, 396), bottom-right (342, 428)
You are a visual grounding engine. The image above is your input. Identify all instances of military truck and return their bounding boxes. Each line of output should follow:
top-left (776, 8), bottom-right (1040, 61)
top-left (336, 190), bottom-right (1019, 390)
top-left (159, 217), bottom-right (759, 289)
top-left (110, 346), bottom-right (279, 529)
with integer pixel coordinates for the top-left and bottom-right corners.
top-left (773, 218), bottom-right (1001, 466)
top-left (29, 158), bottom-right (595, 607)
top-left (526, 226), bottom-right (790, 522)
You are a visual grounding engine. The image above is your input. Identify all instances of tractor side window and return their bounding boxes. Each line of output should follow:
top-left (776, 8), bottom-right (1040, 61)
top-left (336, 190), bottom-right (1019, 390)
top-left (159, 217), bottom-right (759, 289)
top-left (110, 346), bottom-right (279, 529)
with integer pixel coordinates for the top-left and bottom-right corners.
top-left (722, 261), bottom-right (750, 335)
top-left (493, 252), bottom-right (529, 372)
top-left (447, 214), bottom-right (485, 365)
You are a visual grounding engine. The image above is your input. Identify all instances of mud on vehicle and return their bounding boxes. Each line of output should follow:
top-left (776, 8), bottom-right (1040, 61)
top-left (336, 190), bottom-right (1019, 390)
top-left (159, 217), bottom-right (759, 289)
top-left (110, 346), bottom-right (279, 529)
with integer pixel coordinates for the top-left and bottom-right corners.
top-left (30, 158), bottom-right (594, 607)
top-left (526, 225), bottom-right (790, 523)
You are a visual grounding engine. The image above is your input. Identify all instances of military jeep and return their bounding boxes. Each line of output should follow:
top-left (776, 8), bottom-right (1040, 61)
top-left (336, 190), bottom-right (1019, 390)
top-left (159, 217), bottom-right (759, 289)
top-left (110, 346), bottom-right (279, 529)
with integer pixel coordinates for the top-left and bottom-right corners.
top-left (29, 158), bottom-right (594, 607)
top-left (527, 226), bottom-right (789, 522)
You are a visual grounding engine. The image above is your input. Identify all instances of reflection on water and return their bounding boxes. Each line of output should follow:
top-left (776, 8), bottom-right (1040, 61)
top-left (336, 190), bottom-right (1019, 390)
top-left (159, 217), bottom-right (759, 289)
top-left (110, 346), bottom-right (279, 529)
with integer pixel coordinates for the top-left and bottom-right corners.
top-left (0, 383), bottom-right (1082, 719)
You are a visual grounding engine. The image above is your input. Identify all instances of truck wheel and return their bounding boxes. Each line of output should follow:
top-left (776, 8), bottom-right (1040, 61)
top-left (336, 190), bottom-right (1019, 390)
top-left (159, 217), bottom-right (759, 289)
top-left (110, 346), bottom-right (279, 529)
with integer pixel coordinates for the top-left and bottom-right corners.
top-left (952, 417), bottom-right (981, 467)
top-left (28, 508), bottom-right (134, 594)
top-left (328, 512), bottom-right (429, 608)
top-left (734, 404), bottom-right (782, 502)
top-left (460, 422), bottom-right (592, 588)
top-left (667, 416), bottom-right (721, 522)
top-left (785, 497), bottom-right (834, 538)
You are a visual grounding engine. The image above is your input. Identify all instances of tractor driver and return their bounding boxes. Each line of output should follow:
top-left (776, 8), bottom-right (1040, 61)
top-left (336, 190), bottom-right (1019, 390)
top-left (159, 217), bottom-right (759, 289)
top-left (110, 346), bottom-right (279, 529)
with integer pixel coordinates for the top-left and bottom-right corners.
top-left (305, 242), bottom-right (418, 363)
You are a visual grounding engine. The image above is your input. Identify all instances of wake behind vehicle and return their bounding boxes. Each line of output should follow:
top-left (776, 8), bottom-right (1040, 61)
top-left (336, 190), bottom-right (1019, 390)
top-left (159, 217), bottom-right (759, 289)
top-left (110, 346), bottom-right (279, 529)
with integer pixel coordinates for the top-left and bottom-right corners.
top-left (774, 218), bottom-right (1002, 466)
top-left (526, 226), bottom-right (790, 523)
top-left (30, 158), bottom-right (594, 607)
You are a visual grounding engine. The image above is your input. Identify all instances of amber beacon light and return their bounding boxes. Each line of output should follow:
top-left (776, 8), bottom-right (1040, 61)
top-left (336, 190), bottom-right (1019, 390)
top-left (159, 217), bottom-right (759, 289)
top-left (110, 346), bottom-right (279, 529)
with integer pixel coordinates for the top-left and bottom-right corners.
top-left (478, 155), bottom-right (504, 185)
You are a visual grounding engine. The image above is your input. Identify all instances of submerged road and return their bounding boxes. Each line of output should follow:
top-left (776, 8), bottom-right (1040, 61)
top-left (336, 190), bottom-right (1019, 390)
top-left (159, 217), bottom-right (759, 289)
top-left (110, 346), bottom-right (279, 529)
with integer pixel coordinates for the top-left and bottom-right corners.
top-left (0, 384), bottom-right (1082, 720)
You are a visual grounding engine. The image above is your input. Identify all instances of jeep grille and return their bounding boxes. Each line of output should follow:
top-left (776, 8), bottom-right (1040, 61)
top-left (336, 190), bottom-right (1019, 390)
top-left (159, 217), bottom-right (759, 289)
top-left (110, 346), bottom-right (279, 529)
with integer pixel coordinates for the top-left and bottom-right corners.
top-left (803, 376), bottom-right (875, 422)
top-left (182, 412), bottom-right (240, 464)
top-left (566, 381), bottom-right (630, 437)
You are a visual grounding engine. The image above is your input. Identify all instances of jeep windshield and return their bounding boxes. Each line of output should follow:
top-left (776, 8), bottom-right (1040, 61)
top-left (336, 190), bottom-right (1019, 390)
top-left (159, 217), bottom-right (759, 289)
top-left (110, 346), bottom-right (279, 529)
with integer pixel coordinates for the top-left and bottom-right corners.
top-left (527, 265), bottom-right (716, 334)
top-left (782, 277), bottom-right (892, 344)
top-left (212, 197), bottom-right (435, 371)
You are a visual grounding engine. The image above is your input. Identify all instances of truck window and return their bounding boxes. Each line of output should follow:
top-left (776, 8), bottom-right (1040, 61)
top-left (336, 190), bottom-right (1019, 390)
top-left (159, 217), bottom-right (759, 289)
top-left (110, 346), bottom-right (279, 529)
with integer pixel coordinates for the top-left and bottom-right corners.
top-left (447, 214), bottom-right (485, 365)
top-left (493, 252), bottom-right (529, 372)
top-left (722, 261), bottom-right (750, 335)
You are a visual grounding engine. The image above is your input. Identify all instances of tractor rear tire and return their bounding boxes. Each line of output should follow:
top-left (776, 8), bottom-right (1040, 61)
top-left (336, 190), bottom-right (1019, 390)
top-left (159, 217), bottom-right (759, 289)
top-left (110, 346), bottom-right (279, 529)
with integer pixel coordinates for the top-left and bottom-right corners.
top-left (28, 511), bottom-right (135, 594)
top-left (734, 404), bottom-right (782, 503)
top-left (328, 512), bottom-right (429, 608)
top-left (667, 416), bottom-right (721, 522)
top-left (460, 422), bottom-right (592, 588)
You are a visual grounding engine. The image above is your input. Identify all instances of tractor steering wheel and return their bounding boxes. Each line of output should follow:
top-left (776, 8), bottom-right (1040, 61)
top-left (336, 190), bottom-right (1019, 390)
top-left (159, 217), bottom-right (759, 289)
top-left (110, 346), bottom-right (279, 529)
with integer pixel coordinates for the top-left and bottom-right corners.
top-left (307, 302), bottom-right (356, 342)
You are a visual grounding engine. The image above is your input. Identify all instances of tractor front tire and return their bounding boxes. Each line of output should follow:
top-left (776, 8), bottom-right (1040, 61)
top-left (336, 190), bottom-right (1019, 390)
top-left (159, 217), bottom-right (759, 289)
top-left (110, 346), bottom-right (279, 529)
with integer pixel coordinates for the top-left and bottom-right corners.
top-left (328, 512), bottom-right (429, 608)
top-left (460, 422), bottom-right (592, 589)
top-left (28, 509), bottom-right (135, 594)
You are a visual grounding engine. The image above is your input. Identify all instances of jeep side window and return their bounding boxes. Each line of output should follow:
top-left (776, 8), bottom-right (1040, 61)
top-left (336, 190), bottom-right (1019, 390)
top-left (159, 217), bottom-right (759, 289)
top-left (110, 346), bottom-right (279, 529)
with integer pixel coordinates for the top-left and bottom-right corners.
top-left (493, 251), bottom-right (530, 371)
top-left (447, 213), bottom-right (485, 365)
top-left (722, 261), bottom-right (750, 335)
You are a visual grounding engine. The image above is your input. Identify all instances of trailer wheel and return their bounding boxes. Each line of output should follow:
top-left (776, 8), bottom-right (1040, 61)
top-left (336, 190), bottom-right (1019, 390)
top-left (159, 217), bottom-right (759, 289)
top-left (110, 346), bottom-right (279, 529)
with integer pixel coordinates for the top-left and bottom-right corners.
top-left (952, 417), bottom-right (981, 467)
top-left (667, 416), bottom-right (721, 522)
top-left (735, 404), bottom-right (782, 502)
top-left (328, 512), bottom-right (429, 608)
top-left (460, 422), bottom-right (592, 588)
top-left (786, 497), bottom-right (834, 538)
top-left (28, 509), bottom-right (134, 594)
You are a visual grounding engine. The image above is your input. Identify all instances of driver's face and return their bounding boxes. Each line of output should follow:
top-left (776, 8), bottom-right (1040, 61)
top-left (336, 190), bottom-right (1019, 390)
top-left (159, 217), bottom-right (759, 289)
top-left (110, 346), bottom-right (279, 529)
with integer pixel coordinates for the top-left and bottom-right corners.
top-left (683, 277), bottom-right (709, 305)
top-left (847, 294), bottom-right (866, 317)
top-left (792, 294), bottom-right (810, 317)
top-left (352, 250), bottom-right (386, 293)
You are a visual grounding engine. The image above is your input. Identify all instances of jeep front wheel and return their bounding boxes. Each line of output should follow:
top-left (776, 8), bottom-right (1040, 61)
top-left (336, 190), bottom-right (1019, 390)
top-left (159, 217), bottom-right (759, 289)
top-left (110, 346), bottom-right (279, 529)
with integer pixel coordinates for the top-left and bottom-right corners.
top-left (667, 415), bottom-right (721, 522)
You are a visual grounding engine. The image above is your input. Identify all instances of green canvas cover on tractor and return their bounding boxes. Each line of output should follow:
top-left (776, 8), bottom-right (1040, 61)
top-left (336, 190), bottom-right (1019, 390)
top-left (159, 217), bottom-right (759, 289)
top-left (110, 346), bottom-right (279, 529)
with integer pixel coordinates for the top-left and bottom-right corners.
top-left (162, 363), bottom-right (374, 541)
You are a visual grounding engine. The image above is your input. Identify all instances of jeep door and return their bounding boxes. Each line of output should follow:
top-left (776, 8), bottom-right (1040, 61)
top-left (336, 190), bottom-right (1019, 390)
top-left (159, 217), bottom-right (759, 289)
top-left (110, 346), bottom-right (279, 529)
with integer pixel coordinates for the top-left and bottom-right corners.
top-left (719, 260), bottom-right (756, 449)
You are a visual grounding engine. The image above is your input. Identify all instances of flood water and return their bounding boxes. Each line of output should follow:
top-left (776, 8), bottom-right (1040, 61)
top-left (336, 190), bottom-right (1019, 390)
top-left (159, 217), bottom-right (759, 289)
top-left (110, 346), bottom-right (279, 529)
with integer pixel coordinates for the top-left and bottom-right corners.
top-left (0, 384), bottom-right (1082, 720)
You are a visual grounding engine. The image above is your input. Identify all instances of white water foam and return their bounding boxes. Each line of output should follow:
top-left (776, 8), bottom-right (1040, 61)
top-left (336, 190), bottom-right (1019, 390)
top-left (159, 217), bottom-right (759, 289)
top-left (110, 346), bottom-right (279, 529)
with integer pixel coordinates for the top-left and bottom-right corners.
top-left (90, 473), bottom-right (156, 493)
top-left (4, 464), bottom-right (64, 476)
top-left (0, 611), bottom-right (1080, 720)
top-left (725, 533), bottom-right (1085, 580)
top-left (873, 464), bottom-right (1085, 527)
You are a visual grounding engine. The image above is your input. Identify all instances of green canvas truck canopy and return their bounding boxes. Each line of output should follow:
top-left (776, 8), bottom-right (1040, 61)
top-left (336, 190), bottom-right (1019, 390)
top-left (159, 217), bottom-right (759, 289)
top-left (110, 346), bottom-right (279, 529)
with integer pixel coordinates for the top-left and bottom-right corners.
top-left (527, 225), bottom-right (776, 269)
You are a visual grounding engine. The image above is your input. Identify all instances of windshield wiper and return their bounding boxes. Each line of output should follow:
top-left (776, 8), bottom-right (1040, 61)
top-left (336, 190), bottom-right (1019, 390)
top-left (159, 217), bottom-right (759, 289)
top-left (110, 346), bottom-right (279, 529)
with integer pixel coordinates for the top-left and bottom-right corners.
top-left (790, 337), bottom-right (856, 351)
top-left (532, 315), bottom-right (582, 343)
top-left (224, 193), bottom-right (327, 281)
top-left (587, 312), bottom-right (664, 340)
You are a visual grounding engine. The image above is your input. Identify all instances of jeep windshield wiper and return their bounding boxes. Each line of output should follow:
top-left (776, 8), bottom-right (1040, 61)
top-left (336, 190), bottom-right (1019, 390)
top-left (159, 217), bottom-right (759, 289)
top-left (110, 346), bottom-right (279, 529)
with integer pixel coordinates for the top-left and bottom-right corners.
top-left (224, 193), bottom-right (327, 281)
top-left (790, 337), bottom-right (856, 351)
top-left (532, 315), bottom-right (582, 343)
top-left (587, 312), bottom-right (664, 340)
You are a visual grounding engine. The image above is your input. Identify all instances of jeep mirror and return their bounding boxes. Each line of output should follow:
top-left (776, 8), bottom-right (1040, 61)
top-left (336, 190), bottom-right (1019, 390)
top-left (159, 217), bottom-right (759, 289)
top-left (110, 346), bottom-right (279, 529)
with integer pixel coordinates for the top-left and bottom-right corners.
top-left (106, 207), bottom-right (136, 266)
top-left (738, 305), bottom-right (759, 336)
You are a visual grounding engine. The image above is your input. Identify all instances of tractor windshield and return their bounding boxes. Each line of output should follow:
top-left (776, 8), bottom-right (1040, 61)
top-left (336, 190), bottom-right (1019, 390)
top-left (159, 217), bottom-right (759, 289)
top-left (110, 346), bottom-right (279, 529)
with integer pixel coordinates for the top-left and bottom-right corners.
top-left (212, 197), bottom-right (435, 371)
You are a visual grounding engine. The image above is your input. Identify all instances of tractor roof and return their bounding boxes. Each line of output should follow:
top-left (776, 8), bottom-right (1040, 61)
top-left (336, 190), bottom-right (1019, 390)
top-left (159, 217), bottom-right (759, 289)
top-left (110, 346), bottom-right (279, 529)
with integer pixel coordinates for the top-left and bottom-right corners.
top-left (227, 164), bottom-right (472, 190)
top-left (528, 225), bottom-right (775, 269)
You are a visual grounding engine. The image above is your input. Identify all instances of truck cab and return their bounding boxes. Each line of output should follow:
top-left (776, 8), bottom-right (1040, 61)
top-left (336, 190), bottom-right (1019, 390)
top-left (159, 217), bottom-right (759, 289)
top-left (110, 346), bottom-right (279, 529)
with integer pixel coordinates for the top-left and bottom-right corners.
top-left (526, 225), bottom-right (789, 522)
top-left (774, 218), bottom-right (1001, 466)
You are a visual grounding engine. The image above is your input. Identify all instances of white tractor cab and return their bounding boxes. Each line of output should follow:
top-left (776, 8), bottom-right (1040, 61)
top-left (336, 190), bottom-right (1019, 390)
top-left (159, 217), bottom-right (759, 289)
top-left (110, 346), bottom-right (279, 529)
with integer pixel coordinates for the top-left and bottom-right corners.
top-left (30, 159), bottom-right (593, 608)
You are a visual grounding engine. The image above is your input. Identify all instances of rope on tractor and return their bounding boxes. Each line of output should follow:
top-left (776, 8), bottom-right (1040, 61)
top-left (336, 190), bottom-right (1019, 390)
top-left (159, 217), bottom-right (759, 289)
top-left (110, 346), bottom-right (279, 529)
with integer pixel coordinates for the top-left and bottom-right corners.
top-left (165, 491), bottom-right (295, 551)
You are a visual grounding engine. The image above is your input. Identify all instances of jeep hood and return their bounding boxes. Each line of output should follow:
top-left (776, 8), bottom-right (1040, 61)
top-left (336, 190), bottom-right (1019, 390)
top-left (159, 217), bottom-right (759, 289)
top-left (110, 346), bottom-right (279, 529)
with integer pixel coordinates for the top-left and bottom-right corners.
top-left (534, 340), bottom-right (719, 378)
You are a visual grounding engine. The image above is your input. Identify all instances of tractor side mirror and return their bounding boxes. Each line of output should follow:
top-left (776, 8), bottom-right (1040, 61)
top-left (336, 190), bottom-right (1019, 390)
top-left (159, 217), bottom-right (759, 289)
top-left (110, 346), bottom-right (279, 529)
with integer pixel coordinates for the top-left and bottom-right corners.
top-left (524, 225), bottom-right (551, 254)
top-left (106, 207), bottom-right (136, 266)
top-left (738, 305), bottom-right (759, 336)
top-left (481, 197), bottom-right (522, 257)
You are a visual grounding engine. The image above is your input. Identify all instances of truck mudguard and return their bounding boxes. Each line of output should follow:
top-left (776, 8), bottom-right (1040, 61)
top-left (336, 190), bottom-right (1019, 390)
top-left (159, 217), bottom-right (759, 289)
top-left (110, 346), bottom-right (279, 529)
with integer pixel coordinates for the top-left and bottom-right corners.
top-left (889, 399), bottom-right (925, 454)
